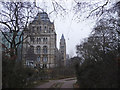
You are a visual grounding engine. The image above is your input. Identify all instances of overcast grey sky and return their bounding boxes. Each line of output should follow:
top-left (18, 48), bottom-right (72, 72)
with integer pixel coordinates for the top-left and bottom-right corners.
top-left (54, 14), bottom-right (95, 57)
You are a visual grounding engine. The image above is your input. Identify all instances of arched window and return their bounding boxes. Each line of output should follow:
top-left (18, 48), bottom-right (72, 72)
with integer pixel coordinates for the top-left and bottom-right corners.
top-left (43, 38), bottom-right (47, 44)
top-left (30, 37), bottom-right (34, 43)
top-left (37, 27), bottom-right (39, 32)
top-left (43, 46), bottom-right (47, 54)
top-left (36, 46), bottom-right (41, 53)
top-left (43, 56), bottom-right (48, 63)
top-left (30, 46), bottom-right (34, 53)
top-left (37, 38), bottom-right (41, 44)
top-left (44, 26), bottom-right (47, 33)
top-left (37, 56), bottom-right (40, 61)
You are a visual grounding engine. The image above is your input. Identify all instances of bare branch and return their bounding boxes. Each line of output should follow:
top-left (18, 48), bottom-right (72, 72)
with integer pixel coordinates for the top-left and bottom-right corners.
top-left (0, 30), bottom-right (11, 44)
top-left (16, 35), bottom-right (28, 47)
top-left (87, 0), bottom-right (109, 18)
top-left (0, 21), bottom-right (12, 31)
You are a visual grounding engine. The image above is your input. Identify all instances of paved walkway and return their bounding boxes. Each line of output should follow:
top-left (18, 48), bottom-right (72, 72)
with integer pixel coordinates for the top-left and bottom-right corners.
top-left (36, 77), bottom-right (77, 88)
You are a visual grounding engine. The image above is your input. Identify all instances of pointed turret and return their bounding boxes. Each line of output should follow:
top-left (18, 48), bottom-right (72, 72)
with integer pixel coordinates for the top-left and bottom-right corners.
top-left (61, 34), bottom-right (64, 39)
top-left (59, 34), bottom-right (66, 66)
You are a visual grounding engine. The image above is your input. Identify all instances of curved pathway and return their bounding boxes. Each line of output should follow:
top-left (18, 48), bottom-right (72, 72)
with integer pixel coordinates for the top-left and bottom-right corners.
top-left (36, 77), bottom-right (77, 88)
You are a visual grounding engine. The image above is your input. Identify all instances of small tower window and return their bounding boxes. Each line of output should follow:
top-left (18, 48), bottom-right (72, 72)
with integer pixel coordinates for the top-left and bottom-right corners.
top-left (40, 26), bottom-right (41, 31)
top-left (37, 27), bottom-right (39, 32)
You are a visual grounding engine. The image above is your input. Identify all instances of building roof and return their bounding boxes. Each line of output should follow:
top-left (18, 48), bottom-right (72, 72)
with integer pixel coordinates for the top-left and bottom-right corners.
top-left (34, 12), bottom-right (50, 22)
top-left (61, 34), bottom-right (64, 39)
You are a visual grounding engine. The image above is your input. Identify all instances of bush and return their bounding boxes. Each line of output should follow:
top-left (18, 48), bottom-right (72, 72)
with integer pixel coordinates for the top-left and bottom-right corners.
top-left (75, 54), bottom-right (118, 88)
top-left (2, 57), bottom-right (38, 88)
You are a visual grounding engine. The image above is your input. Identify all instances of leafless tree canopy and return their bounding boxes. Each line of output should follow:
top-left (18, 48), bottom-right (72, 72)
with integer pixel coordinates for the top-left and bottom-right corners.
top-left (0, 2), bottom-right (39, 57)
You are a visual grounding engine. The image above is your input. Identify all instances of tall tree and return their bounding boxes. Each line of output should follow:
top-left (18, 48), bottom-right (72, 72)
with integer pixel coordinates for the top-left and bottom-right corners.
top-left (0, 2), bottom-right (39, 58)
top-left (75, 2), bottom-right (119, 88)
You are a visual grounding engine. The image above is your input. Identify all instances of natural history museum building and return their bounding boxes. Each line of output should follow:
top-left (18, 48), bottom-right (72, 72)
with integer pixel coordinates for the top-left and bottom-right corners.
top-left (22, 12), bottom-right (66, 68)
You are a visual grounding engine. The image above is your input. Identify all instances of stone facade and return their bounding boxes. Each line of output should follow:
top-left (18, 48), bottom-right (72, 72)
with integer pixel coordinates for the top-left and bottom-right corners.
top-left (22, 12), bottom-right (57, 68)
top-left (59, 34), bottom-right (66, 66)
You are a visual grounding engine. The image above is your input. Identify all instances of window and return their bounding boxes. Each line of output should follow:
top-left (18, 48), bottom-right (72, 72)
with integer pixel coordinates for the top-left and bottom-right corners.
top-left (43, 56), bottom-right (48, 63)
top-left (32, 27), bottom-right (34, 33)
top-left (39, 38), bottom-right (41, 43)
top-left (30, 46), bottom-right (34, 53)
top-left (43, 64), bottom-right (47, 68)
top-left (46, 38), bottom-right (47, 41)
top-left (43, 46), bottom-right (47, 54)
top-left (30, 37), bottom-right (34, 42)
top-left (49, 27), bottom-right (51, 33)
top-left (36, 46), bottom-right (41, 53)
top-left (44, 26), bottom-right (47, 29)
top-left (43, 38), bottom-right (47, 43)
top-left (37, 38), bottom-right (41, 43)
top-left (37, 27), bottom-right (39, 32)
top-left (61, 46), bottom-right (64, 48)
top-left (37, 38), bottom-right (39, 43)
top-left (48, 30), bottom-right (50, 33)
top-left (29, 61), bottom-right (34, 66)
top-left (44, 26), bottom-right (47, 33)
top-left (43, 38), bottom-right (45, 43)
top-left (37, 56), bottom-right (40, 61)
top-left (40, 26), bottom-right (41, 32)
top-left (46, 38), bottom-right (47, 44)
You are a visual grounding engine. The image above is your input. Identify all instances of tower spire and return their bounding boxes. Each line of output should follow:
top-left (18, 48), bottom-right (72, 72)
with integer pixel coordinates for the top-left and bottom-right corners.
top-left (61, 34), bottom-right (64, 39)
top-left (59, 33), bottom-right (66, 66)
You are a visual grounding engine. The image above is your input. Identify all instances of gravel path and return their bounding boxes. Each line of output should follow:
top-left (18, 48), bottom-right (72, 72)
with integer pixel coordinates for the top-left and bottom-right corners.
top-left (36, 77), bottom-right (77, 88)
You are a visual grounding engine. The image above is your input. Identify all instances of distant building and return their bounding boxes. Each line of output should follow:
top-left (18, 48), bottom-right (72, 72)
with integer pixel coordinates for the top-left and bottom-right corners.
top-left (66, 54), bottom-right (69, 59)
top-left (22, 12), bottom-right (57, 68)
top-left (2, 32), bottom-right (23, 61)
top-left (59, 34), bottom-right (66, 66)
top-left (66, 54), bottom-right (70, 66)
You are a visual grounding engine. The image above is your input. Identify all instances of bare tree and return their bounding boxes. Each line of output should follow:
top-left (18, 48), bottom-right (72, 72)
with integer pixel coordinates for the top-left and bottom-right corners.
top-left (0, 2), bottom-right (39, 58)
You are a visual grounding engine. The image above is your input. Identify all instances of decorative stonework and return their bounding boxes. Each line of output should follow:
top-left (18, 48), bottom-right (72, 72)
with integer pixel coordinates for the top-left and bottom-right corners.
top-left (22, 12), bottom-right (57, 68)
